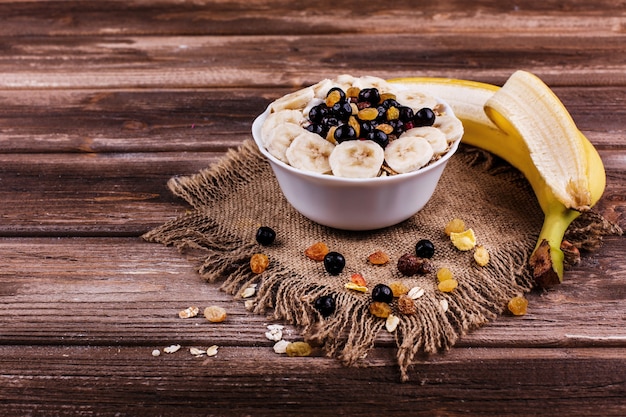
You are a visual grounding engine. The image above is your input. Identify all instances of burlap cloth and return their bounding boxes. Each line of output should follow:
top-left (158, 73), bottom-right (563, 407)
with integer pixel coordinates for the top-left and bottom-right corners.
top-left (143, 139), bottom-right (619, 381)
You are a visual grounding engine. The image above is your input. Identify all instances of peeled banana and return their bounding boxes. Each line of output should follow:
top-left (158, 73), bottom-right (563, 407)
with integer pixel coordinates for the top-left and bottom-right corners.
top-left (390, 73), bottom-right (605, 287)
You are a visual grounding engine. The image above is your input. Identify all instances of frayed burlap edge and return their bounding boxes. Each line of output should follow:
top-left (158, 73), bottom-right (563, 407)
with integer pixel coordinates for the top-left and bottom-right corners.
top-left (143, 140), bottom-right (620, 382)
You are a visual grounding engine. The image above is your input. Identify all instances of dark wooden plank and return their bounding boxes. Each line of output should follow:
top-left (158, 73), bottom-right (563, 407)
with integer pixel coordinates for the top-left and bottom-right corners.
top-left (0, 345), bottom-right (624, 416)
top-left (2, 33), bottom-right (626, 89)
top-left (1, 87), bottom-right (625, 153)
top-left (0, 0), bottom-right (623, 37)
top-left (0, 237), bottom-right (624, 347)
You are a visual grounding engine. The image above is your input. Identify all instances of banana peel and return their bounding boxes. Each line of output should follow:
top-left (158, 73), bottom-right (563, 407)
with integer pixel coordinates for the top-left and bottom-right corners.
top-left (389, 74), bottom-right (606, 288)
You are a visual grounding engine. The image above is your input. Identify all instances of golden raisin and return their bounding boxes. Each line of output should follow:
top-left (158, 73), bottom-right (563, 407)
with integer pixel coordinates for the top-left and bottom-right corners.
top-left (436, 267), bottom-right (453, 282)
top-left (350, 273), bottom-right (367, 287)
top-left (250, 253), bottom-right (269, 274)
top-left (326, 126), bottom-right (338, 144)
top-left (367, 250), bottom-right (390, 265)
top-left (389, 281), bottom-right (409, 297)
top-left (444, 218), bottom-right (466, 236)
top-left (376, 123), bottom-right (394, 135)
top-left (346, 86), bottom-right (361, 99)
top-left (450, 228), bottom-right (477, 251)
top-left (438, 279), bottom-right (458, 293)
top-left (386, 106), bottom-right (400, 121)
top-left (474, 245), bottom-right (490, 266)
top-left (305, 242), bottom-right (329, 261)
top-left (348, 116), bottom-right (361, 136)
top-left (508, 296), bottom-right (528, 316)
top-left (369, 301), bottom-right (392, 318)
top-left (358, 107), bottom-right (379, 121)
top-left (204, 306), bottom-right (227, 323)
top-left (286, 341), bottom-right (312, 357)
top-left (379, 92), bottom-right (396, 102)
top-left (397, 295), bottom-right (417, 315)
top-left (325, 90), bottom-right (342, 107)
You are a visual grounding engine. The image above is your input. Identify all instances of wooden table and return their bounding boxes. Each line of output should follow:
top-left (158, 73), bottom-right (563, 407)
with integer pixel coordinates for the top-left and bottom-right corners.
top-left (1, 1), bottom-right (624, 415)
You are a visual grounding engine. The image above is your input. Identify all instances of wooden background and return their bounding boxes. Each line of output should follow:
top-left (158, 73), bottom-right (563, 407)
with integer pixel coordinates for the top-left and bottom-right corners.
top-left (1, 1), bottom-right (624, 416)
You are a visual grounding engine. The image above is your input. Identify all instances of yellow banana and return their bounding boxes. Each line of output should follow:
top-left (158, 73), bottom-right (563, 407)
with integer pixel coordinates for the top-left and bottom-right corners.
top-left (389, 75), bottom-right (605, 287)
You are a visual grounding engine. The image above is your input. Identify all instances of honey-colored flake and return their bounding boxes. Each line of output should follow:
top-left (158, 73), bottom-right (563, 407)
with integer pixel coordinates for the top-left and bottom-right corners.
top-left (345, 282), bottom-right (368, 293)
top-left (305, 242), bottom-right (330, 261)
top-left (367, 250), bottom-right (390, 265)
top-left (450, 228), bottom-right (476, 251)
top-left (350, 273), bottom-right (367, 287)
top-left (444, 218), bottom-right (466, 236)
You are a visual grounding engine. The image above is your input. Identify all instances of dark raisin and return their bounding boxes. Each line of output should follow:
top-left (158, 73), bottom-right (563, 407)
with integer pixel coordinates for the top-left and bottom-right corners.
top-left (397, 253), bottom-right (423, 276)
top-left (314, 295), bottom-right (336, 318)
top-left (415, 239), bottom-right (435, 258)
top-left (255, 226), bottom-right (276, 246)
top-left (413, 107), bottom-right (436, 127)
top-left (323, 251), bottom-right (345, 275)
top-left (371, 284), bottom-right (393, 304)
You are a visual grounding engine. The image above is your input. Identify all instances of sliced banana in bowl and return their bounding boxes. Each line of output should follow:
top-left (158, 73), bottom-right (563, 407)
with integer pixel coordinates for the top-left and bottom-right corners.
top-left (251, 75), bottom-right (463, 230)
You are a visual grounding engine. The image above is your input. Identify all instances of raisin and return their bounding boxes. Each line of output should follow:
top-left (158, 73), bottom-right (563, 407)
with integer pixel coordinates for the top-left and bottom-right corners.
top-left (388, 281), bottom-right (409, 297)
top-left (350, 273), bottom-right (367, 287)
top-left (444, 218), bottom-right (466, 236)
top-left (369, 301), bottom-right (392, 318)
top-left (304, 242), bottom-right (329, 261)
top-left (438, 279), bottom-right (458, 293)
top-left (397, 253), bottom-right (423, 276)
top-left (204, 306), bottom-right (227, 323)
top-left (436, 267), bottom-right (453, 282)
top-left (397, 295), bottom-right (417, 315)
top-left (474, 245), bottom-right (490, 266)
top-left (286, 341), bottom-right (312, 357)
top-left (250, 253), bottom-right (269, 274)
top-left (367, 250), bottom-right (390, 265)
top-left (508, 296), bottom-right (528, 316)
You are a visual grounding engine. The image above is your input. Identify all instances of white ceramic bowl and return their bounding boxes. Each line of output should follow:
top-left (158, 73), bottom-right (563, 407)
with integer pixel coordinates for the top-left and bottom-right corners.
top-left (251, 100), bottom-right (462, 231)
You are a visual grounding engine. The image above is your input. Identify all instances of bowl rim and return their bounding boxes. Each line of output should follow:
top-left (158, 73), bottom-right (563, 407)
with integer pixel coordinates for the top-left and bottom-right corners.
top-left (252, 96), bottom-right (462, 185)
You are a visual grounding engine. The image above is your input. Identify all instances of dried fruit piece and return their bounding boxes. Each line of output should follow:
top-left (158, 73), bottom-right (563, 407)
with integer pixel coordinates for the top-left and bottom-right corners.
top-left (444, 218), bottom-right (466, 236)
top-left (286, 341), bottom-right (312, 357)
top-left (323, 251), bottom-right (345, 275)
top-left (474, 245), bottom-right (490, 266)
top-left (450, 228), bottom-right (477, 251)
top-left (385, 314), bottom-right (400, 332)
top-left (178, 306), bottom-right (199, 319)
top-left (415, 239), bottom-right (435, 258)
top-left (367, 250), bottom-right (390, 265)
top-left (314, 295), bottom-right (336, 318)
top-left (204, 306), bottom-right (227, 323)
top-left (255, 226), bottom-right (276, 245)
top-left (350, 273), bottom-right (367, 287)
top-left (397, 253), bottom-right (423, 276)
top-left (397, 295), bottom-right (417, 315)
top-left (508, 296), bottom-right (529, 316)
top-left (250, 253), bottom-right (270, 274)
top-left (369, 301), bottom-right (392, 318)
top-left (407, 286), bottom-right (425, 300)
top-left (389, 281), bottom-right (409, 297)
top-left (345, 282), bottom-right (368, 293)
top-left (436, 267), bottom-right (453, 282)
top-left (438, 279), bottom-right (458, 293)
top-left (304, 242), bottom-right (330, 261)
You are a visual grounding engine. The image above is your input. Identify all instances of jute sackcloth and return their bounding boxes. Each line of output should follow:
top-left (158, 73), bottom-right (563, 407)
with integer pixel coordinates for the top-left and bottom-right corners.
top-left (143, 139), bottom-right (619, 381)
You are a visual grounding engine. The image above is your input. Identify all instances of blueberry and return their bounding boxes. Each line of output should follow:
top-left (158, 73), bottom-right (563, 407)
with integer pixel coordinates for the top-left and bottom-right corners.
top-left (331, 100), bottom-right (353, 121)
top-left (314, 295), bottom-right (336, 318)
top-left (255, 226), bottom-right (276, 246)
top-left (358, 88), bottom-right (380, 106)
top-left (305, 123), bottom-right (325, 136)
top-left (415, 239), bottom-right (435, 258)
top-left (308, 103), bottom-right (328, 124)
top-left (372, 284), bottom-right (393, 304)
top-left (323, 251), bottom-right (345, 275)
top-left (367, 130), bottom-right (389, 149)
top-left (398, 106), bottom-right (415, 123)
top-left (359, 121), bottom-right (375, 138)
top-left (334, 124), bottom-right (357, 143)
top-left (413, 107), bottom-right (436, 127)
top-left (381, 98), bottom-right (399, 109)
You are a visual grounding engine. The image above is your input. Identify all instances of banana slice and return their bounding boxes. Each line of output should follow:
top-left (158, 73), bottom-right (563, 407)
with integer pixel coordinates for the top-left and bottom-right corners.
top-left (286, 131), bottom-right (335, 174)
top-left (384, 136), bottom-right (434, 174)
top-left (312, 78), bottom-right (335, 99)
top-left (329, 140), bottom-right (385, 178)
top-left (404, 126), bottom-right (448, 153)
top-left (392, 89), bottom-right (438, 112)
top-left (270, 86), bottom-right (315, 112)
top-left (262, 109), bottom-right (306, 163)
top-left (433, 113), bottom-right (464, 142)
top-left (352, 75), bottom-right (392, 92)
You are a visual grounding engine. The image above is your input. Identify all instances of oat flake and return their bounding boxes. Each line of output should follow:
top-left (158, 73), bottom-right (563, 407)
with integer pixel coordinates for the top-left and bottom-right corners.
top-left (164, 344), bottom-right (181, 354)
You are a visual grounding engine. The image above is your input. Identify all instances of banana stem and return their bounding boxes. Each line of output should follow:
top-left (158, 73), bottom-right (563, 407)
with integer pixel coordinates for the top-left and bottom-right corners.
top-left (530, 204), bottom-right (581, 287)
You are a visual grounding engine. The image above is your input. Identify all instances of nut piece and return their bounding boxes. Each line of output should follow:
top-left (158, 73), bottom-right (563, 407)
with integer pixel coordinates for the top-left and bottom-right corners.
top-left (385, 314), bottom-right (400, 332)
top-left (204, 306), bottom-right (227, 323)
top-left (178, 306), bottom-right (200, 319)
top-left (265, 324), bottom-right (284, 341)
top-left (189, 347), bottom-right (206, 356)
top-left (305, 242), bottom-right (330, 261)
top-left (250, 253), bottom-right (270, 274)
top-left (397, 294), bottom-right (417, 315)
top-left (367, 250), bottom-right (390, 265)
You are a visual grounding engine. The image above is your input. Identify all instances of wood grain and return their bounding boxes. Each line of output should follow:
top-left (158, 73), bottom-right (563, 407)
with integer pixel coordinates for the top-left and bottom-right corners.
top-left (0, 0), bottom-right (625, 415)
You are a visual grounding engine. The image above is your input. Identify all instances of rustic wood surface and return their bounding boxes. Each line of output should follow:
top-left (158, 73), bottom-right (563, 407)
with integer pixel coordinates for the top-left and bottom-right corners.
top-left (0, 1), bottom-right (624, 416)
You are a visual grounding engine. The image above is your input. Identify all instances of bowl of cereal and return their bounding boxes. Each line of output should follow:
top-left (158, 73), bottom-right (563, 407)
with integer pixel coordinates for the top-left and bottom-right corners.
top-left (251, 75), bottom-right (463, 231)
